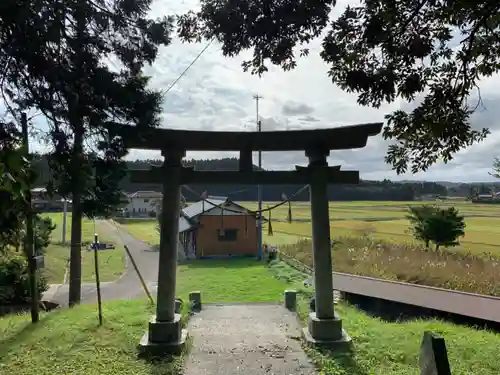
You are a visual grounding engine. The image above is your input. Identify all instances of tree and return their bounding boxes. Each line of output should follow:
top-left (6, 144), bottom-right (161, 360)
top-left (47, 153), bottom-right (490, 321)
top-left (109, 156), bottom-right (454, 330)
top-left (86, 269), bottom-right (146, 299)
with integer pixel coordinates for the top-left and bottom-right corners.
top-left (492, 158), bottom-right (500, 179)
top-left (0, 120), bottom-right (33, 253)
top-left (407, 205), bottom-right (465, 250)
top-left (177, 0), bottom-right (499, 173)
top-left (406, 205), bottom-right (437, 248)
top-left (0, 0), bottom-right (173, 305)
top-left (425, 207), bottom-right (465, 251)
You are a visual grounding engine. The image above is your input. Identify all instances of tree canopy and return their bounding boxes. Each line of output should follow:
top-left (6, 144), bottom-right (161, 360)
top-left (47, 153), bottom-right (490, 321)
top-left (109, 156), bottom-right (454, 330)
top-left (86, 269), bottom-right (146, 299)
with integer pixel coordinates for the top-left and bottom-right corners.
top-left (0, 0), bottom-right (173, 305)
top-left (407, 205), bottom-right (465, 250)
top-left (492, 158), bottom-right (500, 179)
top-left (177, 0), bottom-right (499, 174)
top-left (0, 0), bottom-right (172, 214)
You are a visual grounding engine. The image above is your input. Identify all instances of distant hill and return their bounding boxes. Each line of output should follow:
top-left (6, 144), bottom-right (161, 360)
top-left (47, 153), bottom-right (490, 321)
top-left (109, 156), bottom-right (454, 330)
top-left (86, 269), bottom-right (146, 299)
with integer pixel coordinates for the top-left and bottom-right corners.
top-left (30, 155), bottom-right (459, 202)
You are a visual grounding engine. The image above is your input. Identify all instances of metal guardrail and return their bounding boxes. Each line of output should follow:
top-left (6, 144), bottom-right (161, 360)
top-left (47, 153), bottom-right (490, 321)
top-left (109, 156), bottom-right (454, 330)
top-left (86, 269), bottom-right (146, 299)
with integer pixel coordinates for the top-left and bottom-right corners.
top-left (276, 251), bottom-right (500, 323)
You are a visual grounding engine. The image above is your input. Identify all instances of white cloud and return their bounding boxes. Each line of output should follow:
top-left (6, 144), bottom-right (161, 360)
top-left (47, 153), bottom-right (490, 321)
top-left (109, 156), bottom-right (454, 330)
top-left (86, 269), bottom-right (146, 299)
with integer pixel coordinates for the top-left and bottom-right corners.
top-left (6, 0), bottom-right (500, 183)
top-left (129, 0), bottom-right (500, 182)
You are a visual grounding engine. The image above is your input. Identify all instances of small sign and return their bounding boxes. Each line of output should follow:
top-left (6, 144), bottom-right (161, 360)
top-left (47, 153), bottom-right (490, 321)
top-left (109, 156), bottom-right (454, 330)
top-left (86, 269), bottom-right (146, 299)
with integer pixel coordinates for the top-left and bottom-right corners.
top-left (33, 255), bottom-right (45, 269)
top-left (419, 331), bottom-right (451, 375)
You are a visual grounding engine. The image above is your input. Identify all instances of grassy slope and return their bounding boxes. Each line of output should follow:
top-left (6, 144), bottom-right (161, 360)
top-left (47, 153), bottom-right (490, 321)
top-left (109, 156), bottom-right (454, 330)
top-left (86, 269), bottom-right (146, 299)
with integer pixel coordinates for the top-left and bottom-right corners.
top-left (0, 259), bottom-right (289, 375)
top-left (1, 260), bottom-right (499, 375)
top-left (41, 213), bottom-right (125, 284)
top-left (272, 262), bottom-right (500, 375)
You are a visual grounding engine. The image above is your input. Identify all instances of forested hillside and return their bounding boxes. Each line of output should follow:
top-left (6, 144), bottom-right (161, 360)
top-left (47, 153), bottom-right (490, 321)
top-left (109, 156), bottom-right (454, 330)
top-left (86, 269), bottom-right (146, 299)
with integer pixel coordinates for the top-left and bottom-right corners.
top-left (29, 155), bottom-right (474, 201)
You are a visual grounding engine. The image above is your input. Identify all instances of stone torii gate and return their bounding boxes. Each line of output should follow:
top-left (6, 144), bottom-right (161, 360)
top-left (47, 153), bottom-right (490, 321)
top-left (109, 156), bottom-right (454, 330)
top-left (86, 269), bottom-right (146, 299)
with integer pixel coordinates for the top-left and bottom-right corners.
top-left (111, 122), bottom-right (382, 355)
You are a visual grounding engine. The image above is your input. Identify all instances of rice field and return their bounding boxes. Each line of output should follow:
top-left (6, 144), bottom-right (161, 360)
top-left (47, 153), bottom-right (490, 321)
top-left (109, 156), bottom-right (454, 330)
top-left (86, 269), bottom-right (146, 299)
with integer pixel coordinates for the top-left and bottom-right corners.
top-left (243, 200), bottom-right (500, 255)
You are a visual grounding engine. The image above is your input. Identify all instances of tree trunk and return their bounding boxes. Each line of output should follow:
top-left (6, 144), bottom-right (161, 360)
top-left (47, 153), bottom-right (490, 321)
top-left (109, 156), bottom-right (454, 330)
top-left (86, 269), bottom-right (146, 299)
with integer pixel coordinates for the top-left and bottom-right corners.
top-left (67, 1), bottom-right (86, 307)
top-left (425, 240), bottom-right (429, 248)
top-left (68, 128), bottom-right (84, 307)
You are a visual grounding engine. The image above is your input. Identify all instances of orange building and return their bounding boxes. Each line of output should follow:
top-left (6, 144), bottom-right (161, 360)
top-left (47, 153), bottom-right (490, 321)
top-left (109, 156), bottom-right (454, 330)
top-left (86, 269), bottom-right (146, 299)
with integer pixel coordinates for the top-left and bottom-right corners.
top-left (179, 196), bottom-right (263, 259)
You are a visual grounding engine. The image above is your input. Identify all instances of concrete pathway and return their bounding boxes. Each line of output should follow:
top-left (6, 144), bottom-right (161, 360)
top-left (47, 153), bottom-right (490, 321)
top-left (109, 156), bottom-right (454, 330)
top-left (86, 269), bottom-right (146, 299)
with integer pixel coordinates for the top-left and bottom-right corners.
top-left (183, 304), bottom-right (317, 375)
top-left (43, 220), bottom-right (159, 306)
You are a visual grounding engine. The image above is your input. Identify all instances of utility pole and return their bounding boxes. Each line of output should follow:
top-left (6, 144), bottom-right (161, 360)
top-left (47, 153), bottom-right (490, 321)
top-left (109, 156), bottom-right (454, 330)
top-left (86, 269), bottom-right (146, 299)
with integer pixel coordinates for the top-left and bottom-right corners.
top-left (253, 94), bottom-right (263, 259)
top-left (21, 113), bottom-right (40, 323)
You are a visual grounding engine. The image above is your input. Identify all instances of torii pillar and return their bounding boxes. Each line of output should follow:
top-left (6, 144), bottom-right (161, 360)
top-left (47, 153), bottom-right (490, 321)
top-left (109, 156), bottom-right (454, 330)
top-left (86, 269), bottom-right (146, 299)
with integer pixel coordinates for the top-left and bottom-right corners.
top-left (139, 148), bottom-right (187, 355)
top-left (302, 148), bottom-right (351, 348)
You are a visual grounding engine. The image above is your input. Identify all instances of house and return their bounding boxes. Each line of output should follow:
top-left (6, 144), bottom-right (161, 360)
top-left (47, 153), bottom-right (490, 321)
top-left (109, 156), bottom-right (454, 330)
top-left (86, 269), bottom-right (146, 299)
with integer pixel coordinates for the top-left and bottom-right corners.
top-left (177, 196), bottom-right (263, 259)
top-left (472, 193), bottom-right (500, 204)
top-left (124, 191), bottom-right (162, 217)
top-left (30, 188), bottom-right (70, 212)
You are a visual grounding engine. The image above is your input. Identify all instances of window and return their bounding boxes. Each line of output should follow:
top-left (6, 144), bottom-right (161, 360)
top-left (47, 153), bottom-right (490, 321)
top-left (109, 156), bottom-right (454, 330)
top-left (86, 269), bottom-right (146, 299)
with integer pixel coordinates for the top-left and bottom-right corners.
top-left (217, 228), bottom-right (238, 242)
top-left (144, 199), bottom-right (149, 203)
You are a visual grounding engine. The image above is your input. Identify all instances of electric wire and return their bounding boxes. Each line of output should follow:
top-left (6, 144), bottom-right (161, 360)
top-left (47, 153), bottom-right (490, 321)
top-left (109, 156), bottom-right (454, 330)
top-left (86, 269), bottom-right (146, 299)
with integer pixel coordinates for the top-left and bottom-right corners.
top-left (162, 38), bottom-right (215, 97)
top-left (181, 184), bottom-right (309, 216)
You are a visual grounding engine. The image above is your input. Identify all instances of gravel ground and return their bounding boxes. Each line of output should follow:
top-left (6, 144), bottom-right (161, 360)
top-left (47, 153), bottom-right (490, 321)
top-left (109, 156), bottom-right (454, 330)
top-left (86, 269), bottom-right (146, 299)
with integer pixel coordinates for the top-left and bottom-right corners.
top-left (183, 303), bottom-right (317, 375)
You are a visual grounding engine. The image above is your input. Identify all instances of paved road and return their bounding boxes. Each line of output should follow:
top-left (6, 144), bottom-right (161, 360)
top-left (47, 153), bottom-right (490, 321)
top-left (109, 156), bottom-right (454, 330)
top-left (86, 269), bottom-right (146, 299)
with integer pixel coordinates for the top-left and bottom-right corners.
top-left (44, 220), bottom-right (159, 307)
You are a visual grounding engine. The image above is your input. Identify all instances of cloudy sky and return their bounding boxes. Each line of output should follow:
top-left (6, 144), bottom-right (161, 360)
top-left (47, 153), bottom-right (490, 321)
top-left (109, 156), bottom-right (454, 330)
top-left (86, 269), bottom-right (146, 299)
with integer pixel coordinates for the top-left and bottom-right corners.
top-left (10, 0), bottom-right (500, 183)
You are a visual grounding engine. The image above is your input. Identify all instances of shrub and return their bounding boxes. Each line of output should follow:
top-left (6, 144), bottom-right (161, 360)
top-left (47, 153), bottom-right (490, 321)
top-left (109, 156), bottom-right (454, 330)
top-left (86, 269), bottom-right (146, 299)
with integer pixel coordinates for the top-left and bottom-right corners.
top-left (407, 205), bottom-right (465, 250)
top-left (280, 236), bottom-right (500, 296)
top-left (34, 215), bottom-right (56, 254)
top-left (0, 252), bottom-right (48, 306)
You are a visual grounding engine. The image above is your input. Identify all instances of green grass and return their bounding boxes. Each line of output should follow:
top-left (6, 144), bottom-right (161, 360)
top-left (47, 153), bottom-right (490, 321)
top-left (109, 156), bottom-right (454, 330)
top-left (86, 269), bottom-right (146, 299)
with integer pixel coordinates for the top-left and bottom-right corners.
top-left (304, 303), bottom-right (500, 375)
top-left (40, 213), bottom-right (126, 284)
top-left (0, 300), bottom-right (184, 375)
top-left (271, 261), bottom-right (500, 375)
top-left (1, 259), bottom-right (499, 375)
top-left (0, 258), bottom-right (289, 375)
top-left (115, 219), bottom-right (160, 246)
top-left (176, 259), bottom-right (288, 302)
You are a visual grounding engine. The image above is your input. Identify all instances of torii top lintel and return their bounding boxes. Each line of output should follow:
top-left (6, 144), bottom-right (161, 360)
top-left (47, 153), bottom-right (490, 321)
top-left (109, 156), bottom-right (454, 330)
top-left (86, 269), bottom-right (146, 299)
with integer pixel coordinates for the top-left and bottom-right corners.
top-left (109, 122), bottom-right (383, 152)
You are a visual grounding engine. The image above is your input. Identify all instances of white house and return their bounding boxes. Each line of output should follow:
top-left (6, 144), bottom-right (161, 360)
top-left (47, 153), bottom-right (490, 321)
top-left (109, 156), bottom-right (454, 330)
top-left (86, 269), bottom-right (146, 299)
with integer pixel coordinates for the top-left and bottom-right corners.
top-left (125, 191), bottom-right (162, 217)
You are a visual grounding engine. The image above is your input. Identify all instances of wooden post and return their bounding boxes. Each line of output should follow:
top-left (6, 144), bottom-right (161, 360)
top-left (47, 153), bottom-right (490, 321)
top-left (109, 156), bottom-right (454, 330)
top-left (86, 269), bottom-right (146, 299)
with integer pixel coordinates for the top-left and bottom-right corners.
top-left (93, 233), bottom-right (103, 326)
top-left (124, 245), bottom-right (155, 305)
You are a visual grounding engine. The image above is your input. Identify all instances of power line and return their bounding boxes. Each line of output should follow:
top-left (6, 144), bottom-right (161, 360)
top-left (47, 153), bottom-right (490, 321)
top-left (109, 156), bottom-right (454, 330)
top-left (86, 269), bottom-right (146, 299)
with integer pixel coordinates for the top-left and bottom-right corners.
top-left (162, 38), bottom-right (215, 97)
top-left (181, 184), bottom-right (309, 216)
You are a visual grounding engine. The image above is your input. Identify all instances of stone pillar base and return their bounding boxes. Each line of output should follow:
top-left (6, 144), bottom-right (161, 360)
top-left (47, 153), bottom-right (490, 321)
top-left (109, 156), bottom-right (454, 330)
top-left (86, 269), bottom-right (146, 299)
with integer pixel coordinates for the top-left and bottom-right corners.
top-left (302, 312), bottom-right (351, 351)
top-left (138, 314), bottom-right (188, 356)
top-left (189, 291), bottom-right (202, 312)
top-left (284, 289), bottom-right (297, 311)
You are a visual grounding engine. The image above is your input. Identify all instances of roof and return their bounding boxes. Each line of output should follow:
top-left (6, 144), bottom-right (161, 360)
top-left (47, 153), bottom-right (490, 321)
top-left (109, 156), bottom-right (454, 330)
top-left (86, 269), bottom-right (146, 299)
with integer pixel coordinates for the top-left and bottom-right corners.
top-left (128, 191), bottom-right (162, 199)
top-left (178, 197), bottom-right (264, 232)
top-left (182, 196), bottom-right (229, 219)
top-left (179, 216), bottom-right (192, 233)
top-left (110, 122), bottom-right (383, 151)
top-left (31, 188), bottom-right (47, 193)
